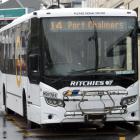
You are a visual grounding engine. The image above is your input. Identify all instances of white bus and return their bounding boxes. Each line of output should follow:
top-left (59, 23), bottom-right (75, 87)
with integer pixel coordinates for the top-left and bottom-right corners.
top-left (0, 8), bottom-right (139, 127)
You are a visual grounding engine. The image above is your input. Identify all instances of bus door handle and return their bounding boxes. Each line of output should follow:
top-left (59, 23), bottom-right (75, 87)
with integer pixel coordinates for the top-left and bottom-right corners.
top-left (28, 101), bottom-right (32, 104)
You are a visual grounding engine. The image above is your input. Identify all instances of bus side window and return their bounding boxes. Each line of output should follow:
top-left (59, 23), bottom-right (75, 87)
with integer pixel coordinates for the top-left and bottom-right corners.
top-left (30, 18), bottom-right (39, 48)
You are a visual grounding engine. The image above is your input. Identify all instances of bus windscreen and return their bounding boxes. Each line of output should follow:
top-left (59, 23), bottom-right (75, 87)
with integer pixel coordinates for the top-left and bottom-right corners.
top-left (42, 17), bottom-right (136, 76)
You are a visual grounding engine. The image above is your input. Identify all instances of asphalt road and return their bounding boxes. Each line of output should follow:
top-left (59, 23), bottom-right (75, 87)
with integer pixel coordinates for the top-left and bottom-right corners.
top-left (0, 111), bottom-right (140, 140)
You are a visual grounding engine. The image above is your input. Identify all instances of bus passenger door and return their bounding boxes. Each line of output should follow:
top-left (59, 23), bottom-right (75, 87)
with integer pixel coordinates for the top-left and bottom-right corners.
top-left (27, 53), bottom-right (41, 123)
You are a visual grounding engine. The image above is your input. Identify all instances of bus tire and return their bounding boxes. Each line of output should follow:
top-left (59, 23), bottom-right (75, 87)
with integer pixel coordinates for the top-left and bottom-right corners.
top-left (134, 121), bottom-right (140, 126)
top-left (22, 90), bottom-right (38, 129)
top-left (3, 85), bottom-right (12, 114)
top-left (22, 91), bottom-right (27, 119)
top-left (3, 85), bottom-right (6, 107)
top-left (103, 122), bottom-right (116, 129)
top-left (27, 120), bottom-right (39, 129)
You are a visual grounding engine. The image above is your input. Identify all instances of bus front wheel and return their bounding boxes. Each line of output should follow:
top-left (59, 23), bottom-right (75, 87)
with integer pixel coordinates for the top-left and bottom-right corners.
top-left (22, 91), bottom-right (38, 129)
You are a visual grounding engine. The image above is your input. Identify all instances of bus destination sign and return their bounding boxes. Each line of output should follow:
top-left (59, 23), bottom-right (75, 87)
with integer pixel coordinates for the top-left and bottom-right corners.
top-left (49, 20), bottom-right (133, 32)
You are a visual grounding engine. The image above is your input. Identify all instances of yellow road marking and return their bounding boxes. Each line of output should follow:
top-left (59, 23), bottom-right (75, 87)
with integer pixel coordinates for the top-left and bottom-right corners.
top-left (119, 136), bottom-right (125, 140)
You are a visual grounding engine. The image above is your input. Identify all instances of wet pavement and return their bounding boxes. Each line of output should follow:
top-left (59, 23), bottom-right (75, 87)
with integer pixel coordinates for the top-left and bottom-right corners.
top-left (0, 112), bottom-right (24, 140)
top-left (1, 110), bottom-right (140, 140)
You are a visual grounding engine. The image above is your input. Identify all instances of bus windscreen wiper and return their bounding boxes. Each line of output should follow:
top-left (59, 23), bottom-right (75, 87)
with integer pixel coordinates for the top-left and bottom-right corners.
top-left (69, 68), bottom-right (96, 74)
top-left (88, 17), bottom-right (99, 71)
top-left (69, 66), bottom-right (115, 75)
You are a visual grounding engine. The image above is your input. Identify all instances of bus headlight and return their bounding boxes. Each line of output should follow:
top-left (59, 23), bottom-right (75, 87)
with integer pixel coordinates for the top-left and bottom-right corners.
top-left (43, 92), bottom-right (65, 107)
top-left (45, 98), bottom-right (65, 107)
top-left (47, 98), bottom-right (53, 104)
top-left (120, 95), bottom-right (137, 106)
top-left (57, 100), bottom-right (65, 107)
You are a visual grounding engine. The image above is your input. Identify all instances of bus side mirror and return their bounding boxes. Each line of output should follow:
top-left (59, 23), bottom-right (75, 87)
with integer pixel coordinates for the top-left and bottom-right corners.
top-left (28, 54), bottom-right (40, 82)
top-left (138, 21), bottom-right (140, 34)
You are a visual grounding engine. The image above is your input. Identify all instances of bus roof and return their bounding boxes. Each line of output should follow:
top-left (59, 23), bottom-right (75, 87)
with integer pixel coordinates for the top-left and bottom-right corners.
top-left (0, 8), bottom-right (137, 32)
top-left (37, 8), bottom-right (137, 17)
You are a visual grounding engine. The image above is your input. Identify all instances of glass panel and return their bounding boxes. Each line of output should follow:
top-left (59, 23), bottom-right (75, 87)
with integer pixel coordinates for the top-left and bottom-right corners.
top-left (42, 17), bottom-right (136, 76)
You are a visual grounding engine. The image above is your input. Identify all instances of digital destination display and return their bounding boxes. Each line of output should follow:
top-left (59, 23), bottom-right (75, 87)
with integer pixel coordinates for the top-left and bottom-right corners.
top-left (49, 19), bottom-right (133, 32)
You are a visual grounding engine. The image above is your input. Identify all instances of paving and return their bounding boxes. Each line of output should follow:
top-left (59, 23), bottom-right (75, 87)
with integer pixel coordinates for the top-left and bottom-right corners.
top-left (0, 110), bottom-right (140, 140)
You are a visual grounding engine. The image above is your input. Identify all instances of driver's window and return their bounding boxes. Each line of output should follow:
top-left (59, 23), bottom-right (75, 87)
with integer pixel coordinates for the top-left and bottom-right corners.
top-left (113, 39), bottom-right (126, 69)
top-left (126, 37), bottom-right (132, 70)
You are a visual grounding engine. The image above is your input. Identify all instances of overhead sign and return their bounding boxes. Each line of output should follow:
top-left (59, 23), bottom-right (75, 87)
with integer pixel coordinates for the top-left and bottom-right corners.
top-left (0, 8), bottom-right (26, 18)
